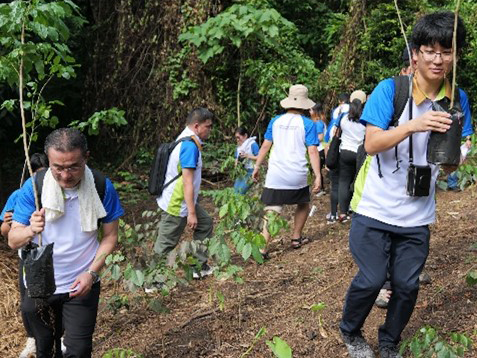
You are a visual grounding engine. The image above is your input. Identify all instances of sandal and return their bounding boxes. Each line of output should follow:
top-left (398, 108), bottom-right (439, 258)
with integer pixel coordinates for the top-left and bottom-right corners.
top-left (300, 236), bottom-right (311, 245)
top-left (291, 238), bottom-right (302, 249)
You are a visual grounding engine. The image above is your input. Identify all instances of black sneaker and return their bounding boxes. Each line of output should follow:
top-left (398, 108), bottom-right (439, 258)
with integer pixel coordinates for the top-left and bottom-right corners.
top-left (192, 263), bottom-right (215, 279)
top-left (341, 331), bottom-right (376, 358)
top-left (379, 345), bottom-right (402, 358)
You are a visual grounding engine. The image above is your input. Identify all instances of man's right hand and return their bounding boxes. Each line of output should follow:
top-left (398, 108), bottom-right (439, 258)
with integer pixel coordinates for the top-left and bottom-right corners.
top-left (410, 110), bottom-right (452, 133)
top-left (187, 212), bottom-right (198, 230)
top-left (252, 167), bottom-right (260, 182)
top-left (29, 208), bottom-right (45, 235)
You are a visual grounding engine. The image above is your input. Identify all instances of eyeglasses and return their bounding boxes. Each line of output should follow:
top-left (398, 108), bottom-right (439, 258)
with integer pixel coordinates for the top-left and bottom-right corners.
top-left (51, 164), bottom-right (83, 174)
top-left (419, 49), bottom-right (453, 62)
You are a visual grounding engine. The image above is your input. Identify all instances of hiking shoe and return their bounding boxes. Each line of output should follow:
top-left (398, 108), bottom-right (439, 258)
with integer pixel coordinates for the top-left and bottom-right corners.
top-left (192, 263), bottom-right (215, 279)
top-left (341, 332), bottom-right (376, 358)
top-left (315, 190), bottom-right (326, 197)
top-left (419, 271), bottom-right (431, 285)
top-left (326, 215), bottom-right (337, 224)
top-left (379, 345), bottom-right (402, 358)
top-left (19, 337), bottom-right (36, 358)
top-left (144, 282), bottom-right (165, 293)
top-left (375, 289), bottom-right (391, 309)
top-left (338, 214), bottom-right (351, 223)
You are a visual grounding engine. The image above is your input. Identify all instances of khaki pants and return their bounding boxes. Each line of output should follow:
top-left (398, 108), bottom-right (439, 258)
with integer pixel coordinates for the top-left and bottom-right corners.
top-left (153, 204), bottom-right (213, 265)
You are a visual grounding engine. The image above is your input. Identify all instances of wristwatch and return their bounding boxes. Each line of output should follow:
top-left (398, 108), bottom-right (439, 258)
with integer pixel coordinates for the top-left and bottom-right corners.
top-left (86, 270), bottom-right (100, 284)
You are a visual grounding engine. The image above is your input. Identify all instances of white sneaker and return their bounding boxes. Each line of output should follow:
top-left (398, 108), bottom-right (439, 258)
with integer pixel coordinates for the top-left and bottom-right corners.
top-left (19, 337), bottom-right (36, 358)
top-left (192, 263), bottom-right (215, 279)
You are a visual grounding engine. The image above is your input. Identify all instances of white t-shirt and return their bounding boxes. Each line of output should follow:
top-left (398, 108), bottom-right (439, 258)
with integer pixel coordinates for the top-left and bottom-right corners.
top-left (157, 127), bottom-right (202, 217)
top-left (263, 113), bottom-right (318, 190)
top-left (339, 114), bottom-right (366, 153)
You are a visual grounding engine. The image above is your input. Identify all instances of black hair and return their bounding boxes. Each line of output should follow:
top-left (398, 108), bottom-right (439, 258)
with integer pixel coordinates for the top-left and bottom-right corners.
top-left (235, 127), bottom-right (249, 136)
top-left (402, 44), bottom-right (411, 67)
top-left (348, 99), bottom-right (364, 122)
top-left (30, 153), bottom-right (48, 172)
top-left (337, 93), bottom-right (349, 104)
top-left (44, 128), bottom-right (88, 157)
top-left (310, 102), bottom-right (324, 115)
top-left (411, 11), bottom-right (466, 52)
top-left (186, 107), bottom-right (215, 125)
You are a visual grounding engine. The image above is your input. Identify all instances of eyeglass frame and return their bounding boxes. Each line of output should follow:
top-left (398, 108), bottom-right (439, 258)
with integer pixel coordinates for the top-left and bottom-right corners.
top-left (50, 161), bottom-right (85, 174)
top-left (418, 49), bottom-right (453, 62)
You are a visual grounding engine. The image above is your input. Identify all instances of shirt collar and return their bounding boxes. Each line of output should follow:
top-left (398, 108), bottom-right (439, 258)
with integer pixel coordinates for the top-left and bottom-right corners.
top-left (412, 76), bottom-right (452, 105)
top-left (181, 126), bottom-right (203, 150)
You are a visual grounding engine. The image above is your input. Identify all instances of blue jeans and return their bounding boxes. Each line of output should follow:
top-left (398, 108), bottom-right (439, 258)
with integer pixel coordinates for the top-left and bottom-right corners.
top-left (340, 213), bottom-right (429, 347)
top-left (234, 169), bottom-right (253, 194)
top-left (447, 171), bottom-right (458, 189)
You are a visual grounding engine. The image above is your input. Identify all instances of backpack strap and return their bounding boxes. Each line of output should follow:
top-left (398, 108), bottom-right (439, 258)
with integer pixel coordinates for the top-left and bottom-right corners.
top-left (161, 136), bottom-right (200, 191)
top-left (392, 75), bottom-right (411, 127)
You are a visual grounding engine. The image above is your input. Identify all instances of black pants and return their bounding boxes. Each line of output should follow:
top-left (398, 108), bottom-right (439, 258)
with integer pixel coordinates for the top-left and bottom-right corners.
top-left (319, 149), bottom-right (326, 190)
top-left (22, 283), bottom-right (100, 358)
top-left (338, 149), bottom-right (357, 215)
top-left (18, 259), bottom-right (35, 337)
top-left (329, 167), bottom-right (339, 216)
top-left (340, 214), bottom-right (429, 347)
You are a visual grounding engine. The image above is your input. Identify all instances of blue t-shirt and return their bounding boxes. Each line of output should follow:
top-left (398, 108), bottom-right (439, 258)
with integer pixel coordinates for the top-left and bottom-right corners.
top-left (0, 189), bottom-right (21, 222)
top-left (13, 177), bottom-right (124, 226)
top-left (316, 120), bottom-right (325, 136)
top-left (179, 140), bottom-right (200, 169)
top-left (362, 78), bottom-right (473, 137)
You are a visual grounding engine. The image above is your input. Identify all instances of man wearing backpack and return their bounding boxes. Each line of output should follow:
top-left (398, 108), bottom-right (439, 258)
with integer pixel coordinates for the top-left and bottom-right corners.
top-left (8, 128), bottom-right (124, 357)
top-left (339, 12), bottom-right (473, 358)
top-left (154, 107), bottom-right (215, 278)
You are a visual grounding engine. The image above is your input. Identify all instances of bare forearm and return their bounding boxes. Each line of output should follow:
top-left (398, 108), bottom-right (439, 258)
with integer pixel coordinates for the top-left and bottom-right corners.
top-left (308, 146), bottom-right (321, 178)
top-left (365, 122), bottom-right (413, 155)
top-left (255, 140), bottom-right (272, 168)
top-left (8, 224), bottom-right (35, 250)
top-left (1, 222), bottom-right (10, 238)
top-left (183, 169), bottom-right (196, 215)
top-left (89, 237), bottom-right (117, 272)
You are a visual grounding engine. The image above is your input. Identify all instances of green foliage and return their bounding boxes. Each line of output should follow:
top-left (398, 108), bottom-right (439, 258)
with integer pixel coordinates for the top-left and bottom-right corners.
top-left (203, 188), bottom-right (288, 279)
top-left (0, 0), bottom-right (85, 150)
top-left (241, 327), bottom-right (267, 358)
top-left (400, 326), bottom-right (472, 357)
top-left (266, 336), bottom-right (293, 358)
top-left (102, 348), bottom-right (143, 358)
top-left (69, 107), bottom-right (127, 136)
top-left (112, 171), bottom-right (148, 206)
top-left (466, 270), bottom-right (477, 286)
top-left (179, 2), bottom-right (320, 130)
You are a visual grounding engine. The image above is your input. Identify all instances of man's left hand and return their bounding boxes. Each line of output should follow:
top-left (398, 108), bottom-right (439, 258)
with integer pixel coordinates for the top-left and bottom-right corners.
top-left (69, 272), bottom-right (94, 298)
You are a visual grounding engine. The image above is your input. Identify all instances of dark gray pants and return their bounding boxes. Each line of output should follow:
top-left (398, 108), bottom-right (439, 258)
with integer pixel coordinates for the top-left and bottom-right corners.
top-left (340, 213), bottom-right (429, 347)
top-left (338, 149), bottom-right (357, 215)
top-left (22, 283), bottom-right (100, 358)
top-left (153, 204), bottom-right (213, 265)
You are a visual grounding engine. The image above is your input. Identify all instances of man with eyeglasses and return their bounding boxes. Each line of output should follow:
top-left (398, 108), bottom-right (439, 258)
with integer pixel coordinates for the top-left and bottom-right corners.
top-left (8, 128), bottom-right (124, 357)
top-left (339, 11), bottom-right (473, 358)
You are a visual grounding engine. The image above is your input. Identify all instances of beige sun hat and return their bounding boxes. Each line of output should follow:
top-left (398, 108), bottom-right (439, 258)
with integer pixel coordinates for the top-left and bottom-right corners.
top-left (350, 90), bottom-right (367, 103)
top-left (280, 84), bottom-right (316, 110)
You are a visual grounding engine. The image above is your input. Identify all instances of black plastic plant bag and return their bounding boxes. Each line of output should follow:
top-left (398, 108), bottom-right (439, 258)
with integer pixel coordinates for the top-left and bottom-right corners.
top-left (23, 242), bottom-right (56, 298)
top-left (427, 101), bottom-right (463, 166)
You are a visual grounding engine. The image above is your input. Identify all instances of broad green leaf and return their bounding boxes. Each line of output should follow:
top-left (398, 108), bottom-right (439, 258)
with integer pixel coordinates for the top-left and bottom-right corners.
top-left (242, 243), bottom-right (252, 261)
top-left (266, 336), bottom-right (292, 358)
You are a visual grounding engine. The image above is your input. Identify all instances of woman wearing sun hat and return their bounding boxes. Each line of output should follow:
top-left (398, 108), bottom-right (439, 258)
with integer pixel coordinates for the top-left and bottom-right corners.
top-left (252, 84), bottom-right (322, 256)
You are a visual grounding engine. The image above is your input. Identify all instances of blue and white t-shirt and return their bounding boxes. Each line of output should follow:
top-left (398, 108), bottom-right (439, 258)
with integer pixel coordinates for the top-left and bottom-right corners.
top-left (264, 113), bottom-right (319, 190)
top-left (351, 77), bottom-right (473, 227)
top-left (13, 176), bottom-right (124, 293)
top-left (235, 139), bottom-right (259, 170)
top-left (157, 127), bottom-right (202, 217)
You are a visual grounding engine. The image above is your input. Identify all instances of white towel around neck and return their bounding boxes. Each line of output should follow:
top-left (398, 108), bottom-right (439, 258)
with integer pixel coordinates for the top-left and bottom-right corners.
top-left (41, 166), bottom-right (107, 232)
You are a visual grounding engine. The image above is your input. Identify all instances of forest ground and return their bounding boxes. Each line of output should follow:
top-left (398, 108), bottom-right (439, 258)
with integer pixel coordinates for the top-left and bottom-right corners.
top-left (1, 185), bottom-right (477, 357)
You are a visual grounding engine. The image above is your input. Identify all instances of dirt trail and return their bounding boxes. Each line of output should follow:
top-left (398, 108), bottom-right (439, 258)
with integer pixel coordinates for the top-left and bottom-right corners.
top-left (1, 188), bottom-right (476, 357)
